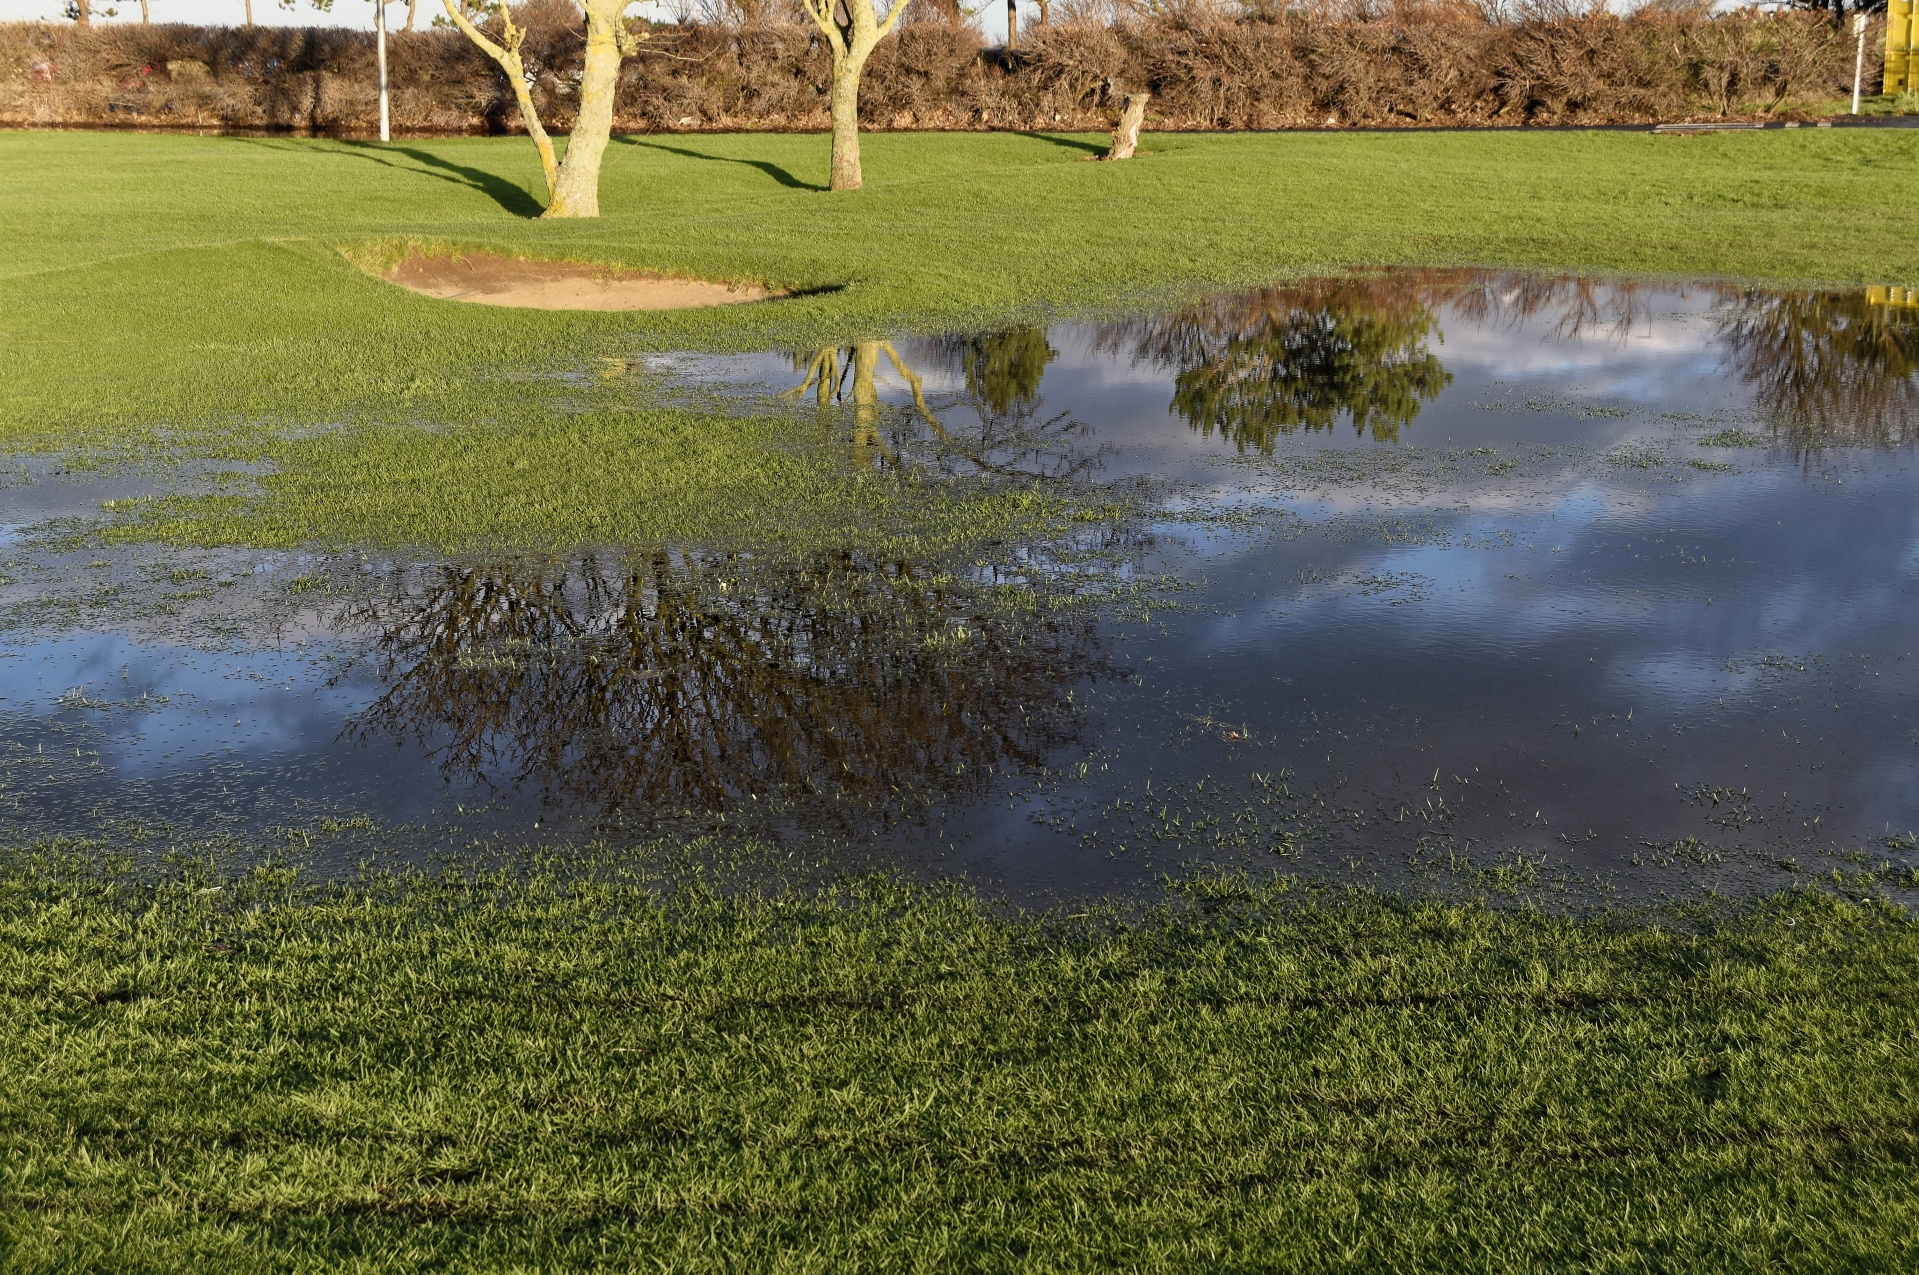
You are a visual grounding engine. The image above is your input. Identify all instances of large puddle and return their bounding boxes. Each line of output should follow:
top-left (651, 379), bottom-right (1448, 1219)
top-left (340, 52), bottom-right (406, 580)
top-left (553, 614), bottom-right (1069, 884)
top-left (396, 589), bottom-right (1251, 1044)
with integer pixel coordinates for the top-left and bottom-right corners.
top-left (5, 270), bottom-right (1917, 898)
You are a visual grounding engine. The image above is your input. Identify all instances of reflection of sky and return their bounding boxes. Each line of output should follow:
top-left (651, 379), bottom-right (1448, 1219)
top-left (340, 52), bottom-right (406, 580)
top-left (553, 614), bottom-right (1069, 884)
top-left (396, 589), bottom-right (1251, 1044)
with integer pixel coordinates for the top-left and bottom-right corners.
top-left (886, 282), bottom-right (1919, 884)
top-left (0, 631), bottom-right (484, 834)
top-left (0, 632), bottom-right (362, 771)
top-left (1041, 457), bottom-right (1919, 876)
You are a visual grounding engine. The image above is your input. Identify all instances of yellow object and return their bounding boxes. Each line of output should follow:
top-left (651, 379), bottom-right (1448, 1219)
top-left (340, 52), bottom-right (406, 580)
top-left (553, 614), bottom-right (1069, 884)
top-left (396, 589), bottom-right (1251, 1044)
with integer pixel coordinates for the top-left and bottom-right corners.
top-left (1887, 0), bottom-right (1916, 94)
top-left (1867, 285), bottom-right (1919, 309)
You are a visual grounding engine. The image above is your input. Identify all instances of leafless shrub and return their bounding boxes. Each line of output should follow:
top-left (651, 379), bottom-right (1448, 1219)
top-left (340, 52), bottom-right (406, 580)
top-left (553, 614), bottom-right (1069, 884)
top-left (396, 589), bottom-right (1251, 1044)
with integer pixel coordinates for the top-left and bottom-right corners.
top-left (0, 8), bottom-right (1868, 134)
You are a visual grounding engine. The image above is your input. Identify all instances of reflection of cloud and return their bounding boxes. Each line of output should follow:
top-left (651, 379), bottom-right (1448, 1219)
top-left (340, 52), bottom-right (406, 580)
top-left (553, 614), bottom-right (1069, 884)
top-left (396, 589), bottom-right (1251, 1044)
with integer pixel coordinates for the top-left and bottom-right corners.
top-left (1176, 464), bottom-right (1919, 723)
top-left (4, 632), bottom-right (366, 773)
top-left (1431, 293), bottom-right (1724, 379)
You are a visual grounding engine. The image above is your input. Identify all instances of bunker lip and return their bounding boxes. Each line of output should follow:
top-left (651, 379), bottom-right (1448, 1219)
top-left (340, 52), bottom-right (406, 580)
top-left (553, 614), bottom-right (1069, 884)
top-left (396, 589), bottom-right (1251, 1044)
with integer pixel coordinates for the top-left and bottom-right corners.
top-left (383, 250), bottom-right (783, 311)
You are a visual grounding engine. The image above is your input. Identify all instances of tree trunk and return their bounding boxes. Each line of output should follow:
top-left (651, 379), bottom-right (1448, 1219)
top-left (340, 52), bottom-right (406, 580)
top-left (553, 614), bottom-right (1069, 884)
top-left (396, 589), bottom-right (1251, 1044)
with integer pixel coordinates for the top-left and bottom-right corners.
top-left (1005, 0), bottom-right (1016, 49)
top-left (540, 0), bottom-right (642, 218)
top-left (804, 0), bottom-right (903, 192)
top-left (829, 54), bottom-right (866, 192)
top-left (243, 0), bottom-right (253, 26)
top-left (404, 0), bottom-right (418, 30)
top-left (73, 0), bottom-right (90, 26)
top-left (139, 0), bottom-right (149, 23)
top-left (1105, 92), bottom-right (1148, 161)
top-left (546, 6), bottom-right (624, 217)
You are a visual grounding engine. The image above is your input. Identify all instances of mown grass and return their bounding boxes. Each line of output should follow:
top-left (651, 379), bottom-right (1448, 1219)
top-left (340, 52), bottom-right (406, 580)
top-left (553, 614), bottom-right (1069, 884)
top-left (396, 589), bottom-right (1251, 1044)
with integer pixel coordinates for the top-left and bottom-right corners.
top-left (5, 127), bottom-right (1919, 551)
top-left (2, 849), bottom-right (1915, 1272)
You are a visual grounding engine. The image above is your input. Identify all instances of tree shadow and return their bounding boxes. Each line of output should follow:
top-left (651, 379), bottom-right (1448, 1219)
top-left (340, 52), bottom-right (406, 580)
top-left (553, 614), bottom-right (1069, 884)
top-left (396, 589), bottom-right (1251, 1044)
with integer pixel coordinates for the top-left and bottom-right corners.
top-left (291, 139), bottom-right (547, 217)
top-left (1014, 131), bottom-right (1109, 157)
top-left (615, 137), bottom-right (823, 191)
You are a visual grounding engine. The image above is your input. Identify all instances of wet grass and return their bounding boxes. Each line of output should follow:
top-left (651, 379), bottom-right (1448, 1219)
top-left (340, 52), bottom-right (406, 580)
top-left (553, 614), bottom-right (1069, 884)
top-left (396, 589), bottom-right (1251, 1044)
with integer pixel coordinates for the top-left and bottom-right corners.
top-left (2, 847), bottom-right (1915, 1271)
top-left (5, 127), bottom-right (1919, 551)
top-left (96, 403), bottom-right (1105, 557)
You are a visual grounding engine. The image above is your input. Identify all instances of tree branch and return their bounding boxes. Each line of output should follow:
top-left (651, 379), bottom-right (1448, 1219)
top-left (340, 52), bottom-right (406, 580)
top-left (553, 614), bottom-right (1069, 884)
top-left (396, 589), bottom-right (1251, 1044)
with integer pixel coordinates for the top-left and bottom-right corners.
top-left (441, 0), bottom-right (559, 204)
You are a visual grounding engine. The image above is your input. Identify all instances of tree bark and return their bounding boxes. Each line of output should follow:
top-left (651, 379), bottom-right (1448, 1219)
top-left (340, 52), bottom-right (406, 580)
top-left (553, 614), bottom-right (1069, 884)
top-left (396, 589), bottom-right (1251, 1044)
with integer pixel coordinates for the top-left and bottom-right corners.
top-left (1105, 92), bottom-right (1148, 160)
top-left (546, 0), bottom-right (629, 218)
top-left (404, 0), bottom-right (418, 31)
top-left (829, 55), bottom-right (867, 191)
top-left (73, 0), bottom-right (90, 26)
top-left (804, 0), bottom-right (905, 192)
top-left (1005, 0), bottom-right (1017, 49)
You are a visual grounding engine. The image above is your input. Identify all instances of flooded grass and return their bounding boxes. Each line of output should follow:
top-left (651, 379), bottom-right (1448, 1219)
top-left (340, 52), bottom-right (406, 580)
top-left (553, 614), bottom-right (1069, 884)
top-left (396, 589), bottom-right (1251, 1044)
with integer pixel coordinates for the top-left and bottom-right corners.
top-left (5, 269), bottom-right (1919, 901)
top-left (8, 128), bottom-right (1919, 457)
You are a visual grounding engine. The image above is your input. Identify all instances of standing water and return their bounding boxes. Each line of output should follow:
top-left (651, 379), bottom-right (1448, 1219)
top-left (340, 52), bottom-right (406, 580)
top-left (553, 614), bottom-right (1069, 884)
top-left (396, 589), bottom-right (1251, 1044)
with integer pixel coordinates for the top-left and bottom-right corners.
top-left (3, 270), bottom-right (1916, 898)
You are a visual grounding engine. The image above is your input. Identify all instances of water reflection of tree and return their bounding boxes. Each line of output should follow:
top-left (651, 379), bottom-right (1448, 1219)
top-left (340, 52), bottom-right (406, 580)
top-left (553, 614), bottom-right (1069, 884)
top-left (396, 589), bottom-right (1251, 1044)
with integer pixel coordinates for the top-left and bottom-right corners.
top-left (343, 551), bottom-right (1107, 829)
top-left (1713, 289), bottom-right (1919, 447)
top-left (1439, 271), bottom-right (1667, 345)
top-left (786, 334), bottom-right (1109, 483)
top-left (774, 276), bottom-right (1919, 473)
top-left (1099, 269), bottom-right (1918, 450)
top-left (1447, 270), bottom-right (1919, 445)
top-left (948, 327), bottom-right (1058, 415)
top-left (1098, 278), bottom-right (1454, 449)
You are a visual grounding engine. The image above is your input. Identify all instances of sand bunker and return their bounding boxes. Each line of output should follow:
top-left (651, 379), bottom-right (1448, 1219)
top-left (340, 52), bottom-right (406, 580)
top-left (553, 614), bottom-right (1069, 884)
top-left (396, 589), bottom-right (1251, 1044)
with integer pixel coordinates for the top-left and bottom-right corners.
top-left (384, 251), bottom-right (781, 311)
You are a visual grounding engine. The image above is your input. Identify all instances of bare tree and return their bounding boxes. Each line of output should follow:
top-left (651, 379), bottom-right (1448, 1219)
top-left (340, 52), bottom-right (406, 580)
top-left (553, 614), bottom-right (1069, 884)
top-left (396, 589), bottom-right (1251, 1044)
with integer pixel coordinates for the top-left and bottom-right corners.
top-left (798, 0), bottom-right (910, 189)
top-left (64, 0), bottom-right (124, 23)
top-left (442, 0), bottom-right (648, 216)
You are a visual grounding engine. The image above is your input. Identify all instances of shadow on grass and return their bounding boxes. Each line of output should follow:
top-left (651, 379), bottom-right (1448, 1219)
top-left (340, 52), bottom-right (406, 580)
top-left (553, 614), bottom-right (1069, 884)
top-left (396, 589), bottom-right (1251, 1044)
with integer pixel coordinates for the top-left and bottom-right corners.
top-left (615, 137), bottom-right (824, 191)
top-left (1016, 131), bottom-right (1110, 157)
top-left (288, 139), bottom-right (547, 217)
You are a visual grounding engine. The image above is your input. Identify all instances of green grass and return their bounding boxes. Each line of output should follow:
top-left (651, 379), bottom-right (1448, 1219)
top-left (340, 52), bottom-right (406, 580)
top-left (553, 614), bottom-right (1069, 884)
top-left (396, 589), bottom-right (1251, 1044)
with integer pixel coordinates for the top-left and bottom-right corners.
top-left (5, 127), bottom-right (1919, 551)
top-left (3, 850), bottom-right (1916, 1272)
top-left (1847, 92), bottom-right (1919, 117)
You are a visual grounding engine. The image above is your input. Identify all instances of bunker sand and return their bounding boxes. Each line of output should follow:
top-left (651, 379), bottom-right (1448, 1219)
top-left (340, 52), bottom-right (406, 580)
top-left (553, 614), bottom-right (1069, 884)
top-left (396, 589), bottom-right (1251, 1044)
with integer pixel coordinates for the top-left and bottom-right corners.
top-left (384, 251), bottom-right (780, 310)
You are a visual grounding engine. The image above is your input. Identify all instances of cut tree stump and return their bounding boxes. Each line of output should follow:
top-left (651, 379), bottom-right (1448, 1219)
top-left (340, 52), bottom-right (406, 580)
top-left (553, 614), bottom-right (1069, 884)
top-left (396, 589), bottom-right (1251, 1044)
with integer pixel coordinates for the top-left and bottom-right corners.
top-left (1105, 92), bottom-right (1149, 160)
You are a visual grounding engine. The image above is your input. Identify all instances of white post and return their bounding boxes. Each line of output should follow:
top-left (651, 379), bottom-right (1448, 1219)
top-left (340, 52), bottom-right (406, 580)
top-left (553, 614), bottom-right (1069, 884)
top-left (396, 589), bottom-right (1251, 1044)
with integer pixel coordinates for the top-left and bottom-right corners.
top-left (1849, 10), bottom-right (1865, 115)
top-left (376, 0), bottom-right (392, 143)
